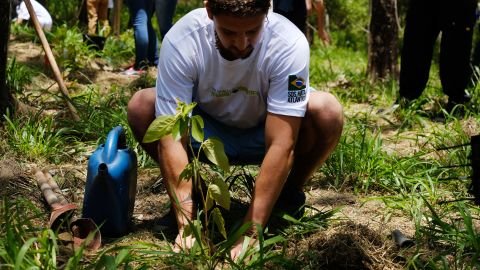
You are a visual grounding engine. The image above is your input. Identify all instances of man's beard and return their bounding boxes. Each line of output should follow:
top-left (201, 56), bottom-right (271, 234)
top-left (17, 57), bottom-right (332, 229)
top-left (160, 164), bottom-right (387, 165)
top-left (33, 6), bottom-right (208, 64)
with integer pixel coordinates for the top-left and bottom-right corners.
top-left (215, 31), bottom-right (253, 61)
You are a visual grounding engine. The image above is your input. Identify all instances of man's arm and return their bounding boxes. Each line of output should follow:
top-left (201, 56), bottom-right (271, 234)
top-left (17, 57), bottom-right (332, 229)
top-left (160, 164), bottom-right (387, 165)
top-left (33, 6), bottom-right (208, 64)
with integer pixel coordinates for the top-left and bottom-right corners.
top-left (157, 135), bottom-right (196, 246)
top-left (230, 112), bottom-right (301, 259)
top-left (244, 112), bottom-right (301, 227)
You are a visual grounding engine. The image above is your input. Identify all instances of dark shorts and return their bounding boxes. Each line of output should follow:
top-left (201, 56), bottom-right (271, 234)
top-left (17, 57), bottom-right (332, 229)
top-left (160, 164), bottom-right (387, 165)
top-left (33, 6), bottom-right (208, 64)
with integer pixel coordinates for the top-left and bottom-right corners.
top-left (190, 109), bottom-right (265, 165)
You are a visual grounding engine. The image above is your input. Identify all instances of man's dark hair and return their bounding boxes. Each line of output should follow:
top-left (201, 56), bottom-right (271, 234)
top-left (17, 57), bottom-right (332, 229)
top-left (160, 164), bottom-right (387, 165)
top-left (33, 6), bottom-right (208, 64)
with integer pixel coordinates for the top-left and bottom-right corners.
top-left (208, 0), bottom-right (270, 17)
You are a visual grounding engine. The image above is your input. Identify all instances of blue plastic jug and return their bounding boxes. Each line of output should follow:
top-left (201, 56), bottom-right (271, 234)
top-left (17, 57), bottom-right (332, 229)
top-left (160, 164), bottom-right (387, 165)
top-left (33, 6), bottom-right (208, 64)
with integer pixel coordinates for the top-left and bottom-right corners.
top-left (82, 126), bottom-right (137, 238)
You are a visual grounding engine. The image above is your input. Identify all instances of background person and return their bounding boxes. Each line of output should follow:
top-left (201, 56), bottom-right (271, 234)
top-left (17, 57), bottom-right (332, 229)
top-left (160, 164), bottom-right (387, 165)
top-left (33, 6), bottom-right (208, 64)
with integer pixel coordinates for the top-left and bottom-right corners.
top-left (14, 0), bottom-right (53, 31)
top-left (155, 0), bottom-right (178, 41)
top-left (272, 0), bottom-right (307, 33)
top-left (398, 0), bottom-right (477, 112)
top-left (86, 0), bottom-right (110, 36)
top-left (306, 0), bottom-right (330, 45)
top-left (122, 0), bottom-right (158, 75)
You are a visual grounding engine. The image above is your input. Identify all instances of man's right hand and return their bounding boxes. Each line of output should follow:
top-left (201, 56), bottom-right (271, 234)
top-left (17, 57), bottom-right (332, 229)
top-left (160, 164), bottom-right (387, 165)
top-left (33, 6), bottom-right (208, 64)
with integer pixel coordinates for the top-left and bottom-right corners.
top-left (173, 231), bottom-right (196, 252)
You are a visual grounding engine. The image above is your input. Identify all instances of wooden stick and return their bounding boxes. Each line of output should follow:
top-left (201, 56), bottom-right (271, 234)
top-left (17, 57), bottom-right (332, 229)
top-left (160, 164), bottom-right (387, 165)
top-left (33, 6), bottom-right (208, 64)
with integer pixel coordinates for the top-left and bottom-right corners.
top-left (113, 0), bottom-right (123, 36)
top-left (23, 0), bottom-right (81, 121)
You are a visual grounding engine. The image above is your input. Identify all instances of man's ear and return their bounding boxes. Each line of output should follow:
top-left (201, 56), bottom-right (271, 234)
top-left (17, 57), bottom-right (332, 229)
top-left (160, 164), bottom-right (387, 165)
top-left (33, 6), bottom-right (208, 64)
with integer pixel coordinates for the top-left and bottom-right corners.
top-left (204, 1), bottom-right (214, 19)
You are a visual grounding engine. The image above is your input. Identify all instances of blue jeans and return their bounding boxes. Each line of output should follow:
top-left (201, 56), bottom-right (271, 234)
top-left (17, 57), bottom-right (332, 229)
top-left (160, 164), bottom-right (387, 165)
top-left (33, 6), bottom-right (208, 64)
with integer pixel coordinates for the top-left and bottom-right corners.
top-left (155, 0), bottom-right (177, 40)
top-left (190, 109), bottom-right (265, 165)
top-left (127, 0), bottom-right (158, 69)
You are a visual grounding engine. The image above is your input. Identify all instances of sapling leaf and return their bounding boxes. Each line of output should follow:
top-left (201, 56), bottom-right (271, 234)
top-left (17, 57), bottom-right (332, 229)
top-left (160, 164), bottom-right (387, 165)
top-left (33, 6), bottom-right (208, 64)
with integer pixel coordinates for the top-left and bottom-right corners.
top-left (177, 100), bottom-right (197, 116)
top-left (179, 163), bottom-right (194, 181)
top-left (203, 137), bottom-right (230, 172)
top-left (183, 220), bottom-right (202, 237)
top-left (142, 115), bottom-right (176, 143)
top-left (171, 119), bottom-right (182, 141)
top-left (208, 177), bottom-right (231, 210)
top-left (205, 191), bottom-right (214, 211)
top-left (211, 207), bottom-right (227, 239)
top-left (191, 115), bottom-right (204, 142)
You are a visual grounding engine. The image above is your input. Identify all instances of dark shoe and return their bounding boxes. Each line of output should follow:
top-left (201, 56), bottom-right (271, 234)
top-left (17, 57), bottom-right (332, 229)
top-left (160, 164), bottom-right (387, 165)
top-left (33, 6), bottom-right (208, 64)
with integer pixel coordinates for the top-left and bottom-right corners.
top-left (377, 96), bottom-right (412, 114)
top-left (445, 94), bottom-right (471, 117)
top-left (273, 189), bottom-right (306, 219)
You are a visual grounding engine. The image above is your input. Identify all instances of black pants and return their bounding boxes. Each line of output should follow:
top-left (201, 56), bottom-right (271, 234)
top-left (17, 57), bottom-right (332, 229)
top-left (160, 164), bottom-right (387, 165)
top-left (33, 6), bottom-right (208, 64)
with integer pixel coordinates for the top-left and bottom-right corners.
top-left (399, 0), bottom-right (477, 102)
top-left (273, 0), bottom-right (307, 34)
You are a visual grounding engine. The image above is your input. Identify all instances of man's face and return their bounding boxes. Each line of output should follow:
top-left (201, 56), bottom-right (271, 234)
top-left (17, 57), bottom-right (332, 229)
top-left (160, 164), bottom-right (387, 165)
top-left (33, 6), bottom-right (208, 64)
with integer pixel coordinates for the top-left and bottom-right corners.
top-left (210, 13), bottom-right (265, 60)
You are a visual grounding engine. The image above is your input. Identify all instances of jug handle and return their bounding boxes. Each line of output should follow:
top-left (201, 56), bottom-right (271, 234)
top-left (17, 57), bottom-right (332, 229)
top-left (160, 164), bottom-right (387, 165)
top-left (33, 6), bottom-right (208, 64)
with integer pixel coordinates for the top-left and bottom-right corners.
top-left (103, 126), bottom-right (127, 163)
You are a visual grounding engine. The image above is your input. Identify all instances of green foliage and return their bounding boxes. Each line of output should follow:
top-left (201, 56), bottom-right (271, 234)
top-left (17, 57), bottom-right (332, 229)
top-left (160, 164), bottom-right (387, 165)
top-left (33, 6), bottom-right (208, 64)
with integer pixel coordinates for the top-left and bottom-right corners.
top-left (101, 30), bottom-right (136, 68)
top-left (9, 23), bottom-right (36, 41)
top-left (0, 198), bottom-right (57, 269)
top-left (3, 113), bottom-right (73, 163)
top-left (6, 58), bottom-right (33, 95)
top-left (322, 113), bottom-right (392, 192)
top-left (412, 200), bottom-right (480, 269)
top-left (49, 24), bottom-right (98, 71)
top-left (326, 0), bottom-right (369, 50)
top-left (46, 0), bottom-right (82, 25)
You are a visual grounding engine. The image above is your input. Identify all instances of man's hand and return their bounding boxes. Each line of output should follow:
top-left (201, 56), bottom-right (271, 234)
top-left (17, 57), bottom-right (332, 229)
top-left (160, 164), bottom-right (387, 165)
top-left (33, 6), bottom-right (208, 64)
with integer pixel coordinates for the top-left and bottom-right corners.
top-left (173, 231), bottom-right (196, 252)
top-left (230, 236), bottom-right (257, 261)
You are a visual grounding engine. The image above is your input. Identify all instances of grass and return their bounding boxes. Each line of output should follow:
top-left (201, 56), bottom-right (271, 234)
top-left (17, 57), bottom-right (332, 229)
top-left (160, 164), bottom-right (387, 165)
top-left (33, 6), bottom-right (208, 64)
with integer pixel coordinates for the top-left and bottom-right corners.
top-left (3, 0), bottom-right (480, 269)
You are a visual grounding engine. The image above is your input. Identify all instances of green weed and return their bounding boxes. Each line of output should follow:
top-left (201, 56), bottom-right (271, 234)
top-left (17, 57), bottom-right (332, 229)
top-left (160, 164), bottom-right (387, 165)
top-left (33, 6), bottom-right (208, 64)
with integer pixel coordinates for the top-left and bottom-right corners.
top-left (3, 113), bottom-right (73, 163)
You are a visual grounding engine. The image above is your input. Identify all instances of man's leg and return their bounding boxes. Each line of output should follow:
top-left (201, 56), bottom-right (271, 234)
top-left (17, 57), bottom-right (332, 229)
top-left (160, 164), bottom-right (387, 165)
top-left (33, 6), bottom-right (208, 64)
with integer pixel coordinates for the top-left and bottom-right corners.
top-left (285, 91), bottom-right (343, 191)
top-left (127, 87), bottom-right (159, 162)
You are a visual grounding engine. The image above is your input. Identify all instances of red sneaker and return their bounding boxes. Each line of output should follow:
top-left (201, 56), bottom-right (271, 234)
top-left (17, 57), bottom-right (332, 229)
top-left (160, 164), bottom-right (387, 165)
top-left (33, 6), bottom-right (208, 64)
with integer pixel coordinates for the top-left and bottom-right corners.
top-left (120, 66), bottom-right (145, 76)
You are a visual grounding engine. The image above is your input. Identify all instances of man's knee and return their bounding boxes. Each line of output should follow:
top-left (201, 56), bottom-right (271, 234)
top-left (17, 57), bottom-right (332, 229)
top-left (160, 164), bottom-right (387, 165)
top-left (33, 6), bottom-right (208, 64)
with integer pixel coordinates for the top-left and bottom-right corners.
top-left (307, 91), bottom-right (344, 136)
top-left (127, 88), bottom-right (155, 123)
top-left (127, 88), bottom-right (156, 142)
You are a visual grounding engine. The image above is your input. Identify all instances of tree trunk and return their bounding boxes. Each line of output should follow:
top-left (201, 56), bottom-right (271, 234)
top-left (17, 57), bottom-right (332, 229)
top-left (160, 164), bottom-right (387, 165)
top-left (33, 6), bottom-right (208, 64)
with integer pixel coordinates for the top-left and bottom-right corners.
top-left (367, 0), bottom-right (399, 81)
top-left (0, 0), bottom-right (13, 118)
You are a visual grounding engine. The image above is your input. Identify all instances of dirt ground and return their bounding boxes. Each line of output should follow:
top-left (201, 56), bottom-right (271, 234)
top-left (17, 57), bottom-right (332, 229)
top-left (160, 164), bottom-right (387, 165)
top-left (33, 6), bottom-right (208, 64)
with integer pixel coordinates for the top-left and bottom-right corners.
top-left (3, 40), bottom-right (415, 269)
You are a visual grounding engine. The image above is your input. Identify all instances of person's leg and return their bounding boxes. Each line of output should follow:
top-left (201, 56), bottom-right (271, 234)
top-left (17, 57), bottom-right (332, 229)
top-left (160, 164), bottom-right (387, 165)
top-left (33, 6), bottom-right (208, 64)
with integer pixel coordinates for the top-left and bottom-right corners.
top-left (399, 0), bottom-right (439, 100)
top-left (145, 0), bottom-right (159, 66)
top-left (155, 0), bottom-right (178, 40)
top-left (127, 88), bottom-right (159, 162)
top-left (98, 0), bottom-right (110, 34)
top-left (129, 0), bottom-right (157, 69)
top-left (439, 0), bottom-right (476, 104)
top-left (284, 91), bottom-right (343, 191)
top-left (86, 0), bottom-right (99, 35)
top-left (273, 0), bottom-right (307, 34)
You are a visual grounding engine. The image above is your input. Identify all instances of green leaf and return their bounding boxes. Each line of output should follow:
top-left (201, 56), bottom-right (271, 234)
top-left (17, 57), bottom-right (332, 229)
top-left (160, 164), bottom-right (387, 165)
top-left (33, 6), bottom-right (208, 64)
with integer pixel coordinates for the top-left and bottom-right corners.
top-left (191, 115), bottom-right (204, 142)
top-left (208, 177), bottom-right (231, 210)
top-left (15, 237), bottom-right (37, 270)
top-left (171, 119), bottom-right (182, 141)
top-left (205, 191), bottom-right (214, 211)
top-left (211, 207), bottom-right (227, 239)
top-left (202, 137), bottom-right (230, 172)
top-left (179, 163), bottom-right (194, 181)
top-left (142, 115), bottom-right (176, 143)
top-left (183, 220), bottom-right (202, 237)
top-left (179, 101), bottom-right (197, 116)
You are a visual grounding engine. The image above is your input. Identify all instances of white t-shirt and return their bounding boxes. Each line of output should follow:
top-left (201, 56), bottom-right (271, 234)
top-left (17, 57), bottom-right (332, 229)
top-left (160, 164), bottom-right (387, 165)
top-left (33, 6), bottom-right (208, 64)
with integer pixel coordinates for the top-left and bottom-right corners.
top-left (16, 0), bottom-right (53, 31)
top-left (155, 8), bottom-right (310, 129)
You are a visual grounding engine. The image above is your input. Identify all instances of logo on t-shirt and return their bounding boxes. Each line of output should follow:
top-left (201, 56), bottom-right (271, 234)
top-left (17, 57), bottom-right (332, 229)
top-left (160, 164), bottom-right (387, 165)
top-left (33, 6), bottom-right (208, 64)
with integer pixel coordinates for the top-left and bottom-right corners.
top-left (288, 75), bottom-right (307, 103)
top-left (288, 75), bottom-right (306, 90)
